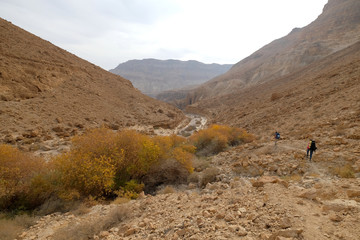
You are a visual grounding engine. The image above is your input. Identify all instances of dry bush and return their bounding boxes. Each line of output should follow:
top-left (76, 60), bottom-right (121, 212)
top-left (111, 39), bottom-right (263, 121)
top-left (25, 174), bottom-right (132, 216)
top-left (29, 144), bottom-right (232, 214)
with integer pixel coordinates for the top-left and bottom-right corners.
top-left (112, 197), bottom-right (130, 205)
top-left (192, 157), bottom-right (210, 172)
top-left (187, 172), bottom-right (201, 185)
top-left (72, 203), bottom-right (91, 216)
top-left (0, 144), bottom-right (49, 210)
top-left (52, 205), bottom-right (130, 240)
top-left (200, 167), bottom-right (220, 188)
top-left (36, 197), bottom-right (84, 216)
top-left (282, 174), bottom-right (302, 182)
top-left (157, 185), bottom-right (176, 194)
top-left (142, 159), bottom-right (190, 193)
top-left (0, 214), bottom-right (37, 240)
top-left (332, 165), bottom-right (355, 178)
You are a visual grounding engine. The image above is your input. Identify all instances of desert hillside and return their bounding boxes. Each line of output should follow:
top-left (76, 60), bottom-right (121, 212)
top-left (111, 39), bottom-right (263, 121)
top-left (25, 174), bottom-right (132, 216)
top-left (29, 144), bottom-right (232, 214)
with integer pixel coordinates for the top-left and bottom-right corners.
top-left (16, 41), bottom-right (360, 240)
top-left (182, 0), bottom-right (360, 104)
top-left (0, 18), bottom-right (185, 152)
top-left (109, 59), bottom-right (232, 96)
top-left (1, 1), bottom-right (360, 239)
top-left (189, 40), bottom-right (360, 140)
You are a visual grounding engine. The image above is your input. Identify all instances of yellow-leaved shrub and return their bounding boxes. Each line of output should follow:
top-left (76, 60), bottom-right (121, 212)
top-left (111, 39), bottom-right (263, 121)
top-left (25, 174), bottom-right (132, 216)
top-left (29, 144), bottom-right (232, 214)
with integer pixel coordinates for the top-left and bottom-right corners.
top-left (116, 130), bottom-right (161, 178)
top-left (1, 124), bottom-right (255, 211)
top-left (0, 144), bottom-right (48, 210)
top-left (190, 124), bottom-right (255, 156)
top-left (52, 128), bottom-right (124, 198)
top-left (153, 135), bottom-right (195, 172)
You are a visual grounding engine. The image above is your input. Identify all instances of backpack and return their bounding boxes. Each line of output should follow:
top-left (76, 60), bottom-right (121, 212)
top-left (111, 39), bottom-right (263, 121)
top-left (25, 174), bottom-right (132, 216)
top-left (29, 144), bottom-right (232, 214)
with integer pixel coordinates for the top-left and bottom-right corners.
top-left (310, 141), bottom-right (317, 151)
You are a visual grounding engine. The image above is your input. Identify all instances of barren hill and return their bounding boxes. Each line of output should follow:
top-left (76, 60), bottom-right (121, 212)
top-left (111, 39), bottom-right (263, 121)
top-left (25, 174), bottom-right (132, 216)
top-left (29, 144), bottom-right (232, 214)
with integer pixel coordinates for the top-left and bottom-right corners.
top-left (17, 40), bottom-right (360, 240)
top-left (188, 40), bottom-right (360, 141)
top-left (109, 59), bottom-right (232, 96)
top-left (0, 18), bottom-right (184, 151)
top-left (183, 0), bottom-right (360, 104)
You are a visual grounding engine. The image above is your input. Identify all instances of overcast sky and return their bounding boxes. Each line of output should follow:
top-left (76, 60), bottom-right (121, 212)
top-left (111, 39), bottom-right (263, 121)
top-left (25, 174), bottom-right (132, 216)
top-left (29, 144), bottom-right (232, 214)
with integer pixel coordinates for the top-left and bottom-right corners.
top-left (0, 0), bottom-right (328, 70)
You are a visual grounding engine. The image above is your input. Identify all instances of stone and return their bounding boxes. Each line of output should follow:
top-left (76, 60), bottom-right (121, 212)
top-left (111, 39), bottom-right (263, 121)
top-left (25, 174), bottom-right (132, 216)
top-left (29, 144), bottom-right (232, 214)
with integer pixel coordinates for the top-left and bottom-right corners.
top-left (176, 228), bottom-right (187, 236)
top-left (52, 126), bottom-right (64, 132)
top-left (322, 199), bottom-right (359, 212)
top-left (99, 231), bottom-right (110, 237)
top-left (347, 190), bottom-right (360, 198)
top-left (216, 213), bottom-right (225, 219)
top-left (329, 213), bottom-right (343, 222)
top-left (124, 228), bottom-right (136, 236)
top-left (268, 229), bottom-right (303, 240)
top-left (225, 214), bottom-right (235, 222)
top-left (279, 217), bottom-right (292, 229)
top-left (237, 226), bottom-right (248, 236)
top-left (251, 176), bottom-right (288, 188)
top-left (333, 147), bottom-right (341, 152)
top-left (298, 189), bottom-right (318, 200)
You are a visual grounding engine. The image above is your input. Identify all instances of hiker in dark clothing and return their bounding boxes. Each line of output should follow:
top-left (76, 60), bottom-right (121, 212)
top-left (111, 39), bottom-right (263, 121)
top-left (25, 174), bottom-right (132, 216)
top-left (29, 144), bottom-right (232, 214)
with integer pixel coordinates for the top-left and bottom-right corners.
top-left (274, 131), bottom-right (280, 145)
top-left (307, 140), bottom-right (317, 161)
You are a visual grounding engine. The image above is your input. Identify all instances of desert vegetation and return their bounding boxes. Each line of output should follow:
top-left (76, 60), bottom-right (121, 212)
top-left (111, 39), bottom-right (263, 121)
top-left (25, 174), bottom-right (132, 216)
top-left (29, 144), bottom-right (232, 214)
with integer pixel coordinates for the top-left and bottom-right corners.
top-left (0, 124), bottom-right (256, 238)
top-left (0, 125), bottom-right (253, 213)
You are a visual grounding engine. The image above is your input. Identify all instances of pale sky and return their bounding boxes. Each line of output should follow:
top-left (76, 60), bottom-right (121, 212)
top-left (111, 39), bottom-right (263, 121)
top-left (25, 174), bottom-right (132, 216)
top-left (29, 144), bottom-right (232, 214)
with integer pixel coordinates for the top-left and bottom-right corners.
top-left (0, 0), bottom-right (328, 70)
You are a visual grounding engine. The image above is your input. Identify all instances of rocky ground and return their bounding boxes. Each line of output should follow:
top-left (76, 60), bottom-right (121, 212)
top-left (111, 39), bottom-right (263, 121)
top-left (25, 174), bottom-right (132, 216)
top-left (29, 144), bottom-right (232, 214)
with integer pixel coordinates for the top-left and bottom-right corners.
top-left (18, 137), bottom-right (360, 240)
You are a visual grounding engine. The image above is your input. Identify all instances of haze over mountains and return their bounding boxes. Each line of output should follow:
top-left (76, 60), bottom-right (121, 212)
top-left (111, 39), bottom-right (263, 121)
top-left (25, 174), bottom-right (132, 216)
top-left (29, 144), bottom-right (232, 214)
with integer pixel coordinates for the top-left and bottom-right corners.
top-left (109, 59), bottom-right (232, 96)
top-left (0, 18), bottom-right (184, 151)
top-left (179, 0), bottom-right (360, 105)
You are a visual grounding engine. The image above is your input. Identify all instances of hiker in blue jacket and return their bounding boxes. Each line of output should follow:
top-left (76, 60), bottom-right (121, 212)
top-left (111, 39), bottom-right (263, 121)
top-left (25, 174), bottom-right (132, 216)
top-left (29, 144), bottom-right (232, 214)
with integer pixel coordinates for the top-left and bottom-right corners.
top-left (274, 131), bottom-right (280, 145)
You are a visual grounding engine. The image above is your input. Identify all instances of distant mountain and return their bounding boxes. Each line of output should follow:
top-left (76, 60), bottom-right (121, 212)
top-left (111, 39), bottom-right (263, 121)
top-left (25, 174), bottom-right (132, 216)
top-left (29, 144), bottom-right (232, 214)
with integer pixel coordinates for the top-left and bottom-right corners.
top-left (109, 59), bottom-right (232, 96)
top-left (0, 18), bottom-right (184, 151)
top-left (182, 0), bottom-right (360, 104)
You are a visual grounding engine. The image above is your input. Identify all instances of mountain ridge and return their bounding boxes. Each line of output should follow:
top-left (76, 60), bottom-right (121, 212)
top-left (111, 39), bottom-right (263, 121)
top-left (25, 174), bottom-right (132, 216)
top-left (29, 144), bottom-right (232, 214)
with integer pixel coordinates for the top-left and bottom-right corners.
top-left (109, 59), bottom-right (232, 96)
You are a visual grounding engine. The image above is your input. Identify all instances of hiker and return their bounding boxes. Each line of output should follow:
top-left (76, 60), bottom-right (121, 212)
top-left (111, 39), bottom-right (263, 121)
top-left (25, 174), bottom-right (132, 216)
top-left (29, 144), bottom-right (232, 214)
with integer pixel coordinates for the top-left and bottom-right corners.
top-left (307, 140), bottom-right (317, 161)
top-left (306, 140), bottom-right (312, 157)
top-left (274, 131), bottom-right (280, 145)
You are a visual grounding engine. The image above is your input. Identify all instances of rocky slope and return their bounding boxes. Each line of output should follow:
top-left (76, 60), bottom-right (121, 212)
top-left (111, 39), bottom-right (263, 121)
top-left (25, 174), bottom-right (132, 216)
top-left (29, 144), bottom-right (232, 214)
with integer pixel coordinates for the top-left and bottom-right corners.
top-left (15, 41), bottom-right (360, 239)
top-left (0, 18), bottom-right (185, 152)
top-left (109, 59), bottom-right (232, 96)
top-left (18, 137), bottom-right (360, 240)
top-left (183, 0), bottom-right (360, 104)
